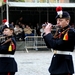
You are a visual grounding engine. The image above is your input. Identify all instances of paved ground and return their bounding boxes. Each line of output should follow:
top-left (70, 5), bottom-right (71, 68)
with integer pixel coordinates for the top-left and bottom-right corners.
top-left (14, 50), bottom-right (75, 75)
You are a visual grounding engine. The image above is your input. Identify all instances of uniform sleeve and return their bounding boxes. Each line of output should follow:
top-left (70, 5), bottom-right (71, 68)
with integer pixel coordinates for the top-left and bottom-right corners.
top-left (0, 41), bottom-right (10, 52)
top-left (71, 29), bottom-right (75, 46)
top-left (0, 37), bottom-right (16, 53)
top-left (11, 37), bottom-right (16, 50)
top-left (43, 33), bottom-right (63, 49)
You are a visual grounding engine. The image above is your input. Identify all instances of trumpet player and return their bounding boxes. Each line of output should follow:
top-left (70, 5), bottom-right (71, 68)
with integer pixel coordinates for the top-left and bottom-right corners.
top-left (43, 6), bottom-right (75, 75)
top-left (0, 24), bottom-right (18, 75)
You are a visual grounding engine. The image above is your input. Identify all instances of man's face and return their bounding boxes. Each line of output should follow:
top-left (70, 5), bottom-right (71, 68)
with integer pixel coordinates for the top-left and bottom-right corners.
top-left (56, 18), bottom-right (69, 28)
top-left (3, 28), bottom-right (13, 36)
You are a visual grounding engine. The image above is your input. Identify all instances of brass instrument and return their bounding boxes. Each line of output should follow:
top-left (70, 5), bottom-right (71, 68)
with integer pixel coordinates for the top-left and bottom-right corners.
top-left (51, 25), bottom-right (59, 32)
top-left (52, 25), bottom-right (59, 28)
top-left (0, 35), bottom-right (7, 43)
top-left (0, 35), bottom-right (12, 45)
top-left (46, 22), bottom-right (58, 28)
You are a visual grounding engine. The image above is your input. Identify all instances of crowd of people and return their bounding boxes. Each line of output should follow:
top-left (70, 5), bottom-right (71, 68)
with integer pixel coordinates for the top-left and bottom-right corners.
top-left (0, 17), bottom-right (35, 41)
top-left (0, 17), bottom-right (51, 41)
top-left (0, 16), bottom-right (74, 42)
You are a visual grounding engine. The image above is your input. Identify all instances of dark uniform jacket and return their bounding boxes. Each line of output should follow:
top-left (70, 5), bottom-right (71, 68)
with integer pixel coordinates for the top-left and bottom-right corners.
top-left (0, 36), bottom-right (17, 72)
top-left (43, 25), bottom-right (75, 74)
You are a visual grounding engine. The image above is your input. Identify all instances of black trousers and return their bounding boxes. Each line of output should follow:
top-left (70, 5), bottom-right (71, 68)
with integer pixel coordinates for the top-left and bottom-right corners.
top-left (0, 72), bottom-right (15, 75)
top-left (51, 74), bottom-right (72, 75)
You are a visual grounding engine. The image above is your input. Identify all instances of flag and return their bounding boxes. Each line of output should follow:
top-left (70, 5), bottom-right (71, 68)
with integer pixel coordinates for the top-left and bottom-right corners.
top-left (63, 32), bottom-right (68, 40)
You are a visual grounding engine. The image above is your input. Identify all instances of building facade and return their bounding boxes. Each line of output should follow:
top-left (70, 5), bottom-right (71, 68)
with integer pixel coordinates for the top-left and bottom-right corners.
top-left (0, 0), bottom-right (75, 26)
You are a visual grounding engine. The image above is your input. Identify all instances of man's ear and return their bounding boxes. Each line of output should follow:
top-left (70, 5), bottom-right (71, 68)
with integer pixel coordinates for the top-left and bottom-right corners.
top-left (10, 30), bottom-right (14, 34)
top-left (66, 19), bottom-right (70, 25)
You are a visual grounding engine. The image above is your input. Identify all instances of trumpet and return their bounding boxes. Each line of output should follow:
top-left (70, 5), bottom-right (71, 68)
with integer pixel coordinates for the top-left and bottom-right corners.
top-left (51, 25), bottom-right (59, 29)
top-left (52, 25), bottom-right (57, 27)
top-left (46, 23), bottom-right (58, 28)
top-left (46, 22), bottom-right (58, 27)
top-left (0, 35), bottom-right (7, 43)
top-left (51, 25), bottom-right (60, 32)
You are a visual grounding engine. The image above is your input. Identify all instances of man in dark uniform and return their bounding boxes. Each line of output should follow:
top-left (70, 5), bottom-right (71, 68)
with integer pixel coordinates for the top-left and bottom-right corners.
top-left (0, 23), bottom-right (18, 75)
top-left (43, 6), bottom-right (75, 75)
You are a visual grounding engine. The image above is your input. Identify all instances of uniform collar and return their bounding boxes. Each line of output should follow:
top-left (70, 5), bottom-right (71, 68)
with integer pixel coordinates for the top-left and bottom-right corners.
top-left (60, 25), bottom-right (70, 32)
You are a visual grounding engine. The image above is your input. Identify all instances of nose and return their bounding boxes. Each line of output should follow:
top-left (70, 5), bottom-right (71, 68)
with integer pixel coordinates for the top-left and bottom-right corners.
top-left (57, 20), bottom-right (60, 25)
top-left (57, 22), bottom-right (59, 25)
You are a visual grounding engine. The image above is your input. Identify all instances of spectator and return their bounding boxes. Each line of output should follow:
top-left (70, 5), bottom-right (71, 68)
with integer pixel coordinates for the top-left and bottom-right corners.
top-left (16, 17), bottom-right (24, 28)
top-left (24, 25), bottom-right (34, 37)
top-left (14, 24), bottom-right (23, 41)
top-left (21, 23), bottom-right (25, 29)
top-left (40, 24), bottom-right (46, 36)
top-left (10, 22), bottom-right (15, 27)
top-left (36, 23), bottom-right (40, 36)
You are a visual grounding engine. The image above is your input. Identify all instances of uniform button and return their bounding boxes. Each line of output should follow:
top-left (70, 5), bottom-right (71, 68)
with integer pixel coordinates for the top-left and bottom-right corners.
top-left (53, 55), bottom-right (56, 57)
